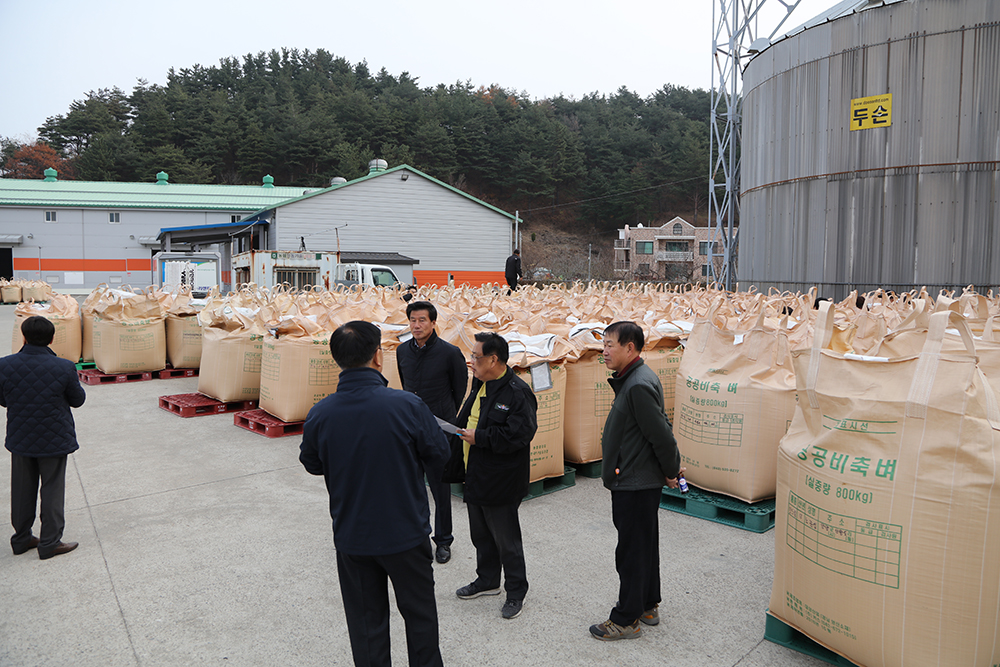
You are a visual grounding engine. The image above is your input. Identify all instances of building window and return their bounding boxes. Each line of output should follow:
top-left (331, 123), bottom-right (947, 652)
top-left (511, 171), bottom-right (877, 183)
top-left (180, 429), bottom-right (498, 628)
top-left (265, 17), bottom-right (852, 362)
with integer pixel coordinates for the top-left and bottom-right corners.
top-left (666, 241), bottom-right (687, 253)
top-left (275, 268), bottom-right (319, 290)
top-left (635, 241), bottom-right (653, 254)
top-left (109, 212), bottom-right (121, 224)
top-left (44, 211), bottom-right (57, 222)
top-left (638, 263), bottom-right (650, 274)
top-left (700, 242), bottom-right (721, 255)
top-left (673, 223), bottom-right (684, 235)
top-left (231, 215), bottom-right (241, 223)
top-left (702, 264), bottom-right (710, 277)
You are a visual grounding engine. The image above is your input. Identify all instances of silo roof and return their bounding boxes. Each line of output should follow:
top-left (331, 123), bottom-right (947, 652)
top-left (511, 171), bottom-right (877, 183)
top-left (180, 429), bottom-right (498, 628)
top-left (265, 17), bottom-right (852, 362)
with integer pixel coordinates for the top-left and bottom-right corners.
top-left (773, 0), bottom-right (909, 46)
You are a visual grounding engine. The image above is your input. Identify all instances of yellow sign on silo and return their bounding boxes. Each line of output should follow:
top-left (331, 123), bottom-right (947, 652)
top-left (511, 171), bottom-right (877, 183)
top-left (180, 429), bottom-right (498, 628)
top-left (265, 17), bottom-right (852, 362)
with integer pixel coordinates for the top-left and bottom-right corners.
top-left (850, 94), bottom-right (892, 131)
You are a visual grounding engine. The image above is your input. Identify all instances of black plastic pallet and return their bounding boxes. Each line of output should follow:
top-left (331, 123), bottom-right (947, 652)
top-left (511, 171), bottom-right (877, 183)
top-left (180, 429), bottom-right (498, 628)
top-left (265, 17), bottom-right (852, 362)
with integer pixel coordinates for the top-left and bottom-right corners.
top-left (659, 484), bottom-right (775, 532)
top-left (568, 460), bottom-right (602, 478)
top-left (448, 466), bottom-right (577, 501)
top-left (763, 612), bottom-right (859, 666)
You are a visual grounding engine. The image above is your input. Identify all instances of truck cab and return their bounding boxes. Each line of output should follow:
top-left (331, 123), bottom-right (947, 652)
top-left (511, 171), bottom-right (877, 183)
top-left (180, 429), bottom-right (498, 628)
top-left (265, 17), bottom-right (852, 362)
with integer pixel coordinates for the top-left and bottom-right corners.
top-left (336, 263), bottom-right (400, 287)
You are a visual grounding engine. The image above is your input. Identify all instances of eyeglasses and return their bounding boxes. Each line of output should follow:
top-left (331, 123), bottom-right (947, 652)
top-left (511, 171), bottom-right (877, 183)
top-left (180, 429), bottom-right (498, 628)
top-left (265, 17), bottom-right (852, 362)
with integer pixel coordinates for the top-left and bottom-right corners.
top-left (469, 352), bottom-right (494, 362)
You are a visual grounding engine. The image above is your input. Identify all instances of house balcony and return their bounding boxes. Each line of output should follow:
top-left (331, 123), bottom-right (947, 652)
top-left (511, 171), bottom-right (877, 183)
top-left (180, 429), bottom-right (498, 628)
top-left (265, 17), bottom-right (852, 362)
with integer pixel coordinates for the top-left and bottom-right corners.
top-left (614, 239), bottom-right (629, 249)
top-left (614, 261), bottom-right (630, 272)
top-left (657, 251), bottom-right (694, 262)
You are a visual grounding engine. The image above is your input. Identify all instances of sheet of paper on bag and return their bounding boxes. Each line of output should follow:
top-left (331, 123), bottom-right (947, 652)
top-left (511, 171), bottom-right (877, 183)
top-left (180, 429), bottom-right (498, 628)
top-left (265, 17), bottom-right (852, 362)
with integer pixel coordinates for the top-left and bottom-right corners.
top-left (436, 417), bottom-right (460, 435)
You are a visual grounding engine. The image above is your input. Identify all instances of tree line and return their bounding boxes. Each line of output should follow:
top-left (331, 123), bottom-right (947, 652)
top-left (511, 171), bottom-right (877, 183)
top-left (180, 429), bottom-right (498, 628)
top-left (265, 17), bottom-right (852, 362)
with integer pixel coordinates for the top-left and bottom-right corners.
top-left (1, 48), bottom-right (712, 234)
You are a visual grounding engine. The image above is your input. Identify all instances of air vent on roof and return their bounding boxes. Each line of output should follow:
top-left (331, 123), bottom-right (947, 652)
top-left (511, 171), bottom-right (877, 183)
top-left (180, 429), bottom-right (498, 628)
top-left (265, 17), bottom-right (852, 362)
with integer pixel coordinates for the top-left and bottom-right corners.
top-left (368, 159), bottom-right (388, 174)
top-left (331, 177), bottom-right (348, 186)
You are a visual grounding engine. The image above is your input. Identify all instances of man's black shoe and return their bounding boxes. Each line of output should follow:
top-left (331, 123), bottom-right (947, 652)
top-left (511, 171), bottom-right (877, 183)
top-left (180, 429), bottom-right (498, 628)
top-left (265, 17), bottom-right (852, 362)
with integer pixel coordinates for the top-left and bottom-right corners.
top-left (12, 536), bottom-right (40, 555)
top-left (38, 541), bottom-right (78, 560)
top-left (435, 544), bottom-right (451, 564)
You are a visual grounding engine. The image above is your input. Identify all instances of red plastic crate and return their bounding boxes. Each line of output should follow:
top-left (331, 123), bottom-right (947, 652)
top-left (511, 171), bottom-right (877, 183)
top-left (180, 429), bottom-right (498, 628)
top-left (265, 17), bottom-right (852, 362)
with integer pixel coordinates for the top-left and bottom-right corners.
top-left (158, 393), bottom-right (258, 418)
top-left (233, 409), bottom-right (304, 438)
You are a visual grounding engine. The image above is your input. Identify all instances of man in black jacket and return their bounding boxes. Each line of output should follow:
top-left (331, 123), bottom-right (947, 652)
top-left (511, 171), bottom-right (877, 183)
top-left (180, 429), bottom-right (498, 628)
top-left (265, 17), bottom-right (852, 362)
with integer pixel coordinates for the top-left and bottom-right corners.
top-left (504, 249), bottom-right (522, 294)
top-left (590, 321), bottom-right (682, 641)
top-left (396, 300), bottom-right (468, 564)
top-left (454, 332), bottom-right (538, 620)
top-left (300, 321), bottom-right (450, 667)
top-left (1, 316), bottom-right (86, 560)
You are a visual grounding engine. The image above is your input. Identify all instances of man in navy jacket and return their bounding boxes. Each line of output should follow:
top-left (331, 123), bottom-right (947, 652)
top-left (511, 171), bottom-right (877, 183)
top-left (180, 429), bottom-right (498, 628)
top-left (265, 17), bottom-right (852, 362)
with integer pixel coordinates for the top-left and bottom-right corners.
top-left (300, 320), bottom-right (449, 667)
top-left (1, 315), bottom-right (86, 560)
top-left (396, 300), bottom-right (467, 564)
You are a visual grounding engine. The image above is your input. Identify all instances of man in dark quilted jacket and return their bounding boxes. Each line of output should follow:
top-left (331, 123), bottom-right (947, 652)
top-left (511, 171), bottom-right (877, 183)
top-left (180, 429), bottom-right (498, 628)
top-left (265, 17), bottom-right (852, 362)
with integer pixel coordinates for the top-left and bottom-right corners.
top-left (1, 315), bottom-right (86, 559)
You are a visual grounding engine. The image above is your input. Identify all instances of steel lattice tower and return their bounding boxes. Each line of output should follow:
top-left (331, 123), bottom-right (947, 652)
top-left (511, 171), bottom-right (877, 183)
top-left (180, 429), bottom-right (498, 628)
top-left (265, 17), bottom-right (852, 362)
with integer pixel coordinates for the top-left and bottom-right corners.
top-left (709, 0), bottom-right (804, 290)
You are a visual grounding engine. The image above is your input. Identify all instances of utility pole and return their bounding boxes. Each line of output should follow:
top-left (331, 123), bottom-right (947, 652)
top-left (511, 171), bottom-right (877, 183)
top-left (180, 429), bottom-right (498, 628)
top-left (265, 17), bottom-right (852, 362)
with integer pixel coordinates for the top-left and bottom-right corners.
top-left (709, 0), bottom-right (802, 290)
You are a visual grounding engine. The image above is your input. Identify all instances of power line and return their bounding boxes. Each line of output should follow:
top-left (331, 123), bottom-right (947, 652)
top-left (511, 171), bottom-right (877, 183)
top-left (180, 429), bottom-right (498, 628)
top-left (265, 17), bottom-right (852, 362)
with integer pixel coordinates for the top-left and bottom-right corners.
top-left (523, 174), bottom-right (704, 213)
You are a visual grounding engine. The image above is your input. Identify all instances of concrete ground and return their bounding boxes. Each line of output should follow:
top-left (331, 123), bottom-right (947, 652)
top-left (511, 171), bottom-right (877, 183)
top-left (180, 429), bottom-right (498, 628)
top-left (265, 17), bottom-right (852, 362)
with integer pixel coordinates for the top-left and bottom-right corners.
top-left (0, 304), bottom-right (828, 667)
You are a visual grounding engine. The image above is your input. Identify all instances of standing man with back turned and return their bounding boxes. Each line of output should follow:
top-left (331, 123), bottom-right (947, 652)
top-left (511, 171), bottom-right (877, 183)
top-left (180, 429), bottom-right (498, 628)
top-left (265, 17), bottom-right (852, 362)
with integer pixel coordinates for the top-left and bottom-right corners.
top-left (300, 321), bottom-right (450, 667)
top-left (505, 249), bottom-right (522, 294)
top-left (454, 332), bottom-right (537, 620)
top-left (397, 300), bottom-right (468, 564)
top-left (2, 315), bottom-right (86, 560)
top-left (590, 321), bottom-right (682, 641)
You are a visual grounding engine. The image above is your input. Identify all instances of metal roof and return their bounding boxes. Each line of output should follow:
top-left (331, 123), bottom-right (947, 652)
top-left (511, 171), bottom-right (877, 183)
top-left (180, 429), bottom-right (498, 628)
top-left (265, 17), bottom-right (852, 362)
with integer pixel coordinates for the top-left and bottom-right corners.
top-left (157, 219), bottom-right (269, 244)
top-left (766, 0), bottom-right (910, 50)
top-left (240, 164), bottom-right (518, 221)
top-left (340, 251), bottom-right (419, 265)
top-left (0, 177), bottom-right (309, 211)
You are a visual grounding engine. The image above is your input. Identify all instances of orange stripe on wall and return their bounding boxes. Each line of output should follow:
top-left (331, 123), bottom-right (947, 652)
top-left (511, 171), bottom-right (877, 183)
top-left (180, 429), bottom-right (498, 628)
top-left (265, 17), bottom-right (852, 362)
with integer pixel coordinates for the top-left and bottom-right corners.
top-left (413, 270), bottom-right (506, 287)
top-left (15, 258), bottom-right (152, 272)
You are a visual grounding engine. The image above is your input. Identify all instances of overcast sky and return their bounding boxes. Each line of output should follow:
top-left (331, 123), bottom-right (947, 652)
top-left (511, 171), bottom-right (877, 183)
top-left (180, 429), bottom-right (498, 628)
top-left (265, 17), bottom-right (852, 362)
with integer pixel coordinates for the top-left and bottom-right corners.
top-left (0, 0), bottom-right (834, 140)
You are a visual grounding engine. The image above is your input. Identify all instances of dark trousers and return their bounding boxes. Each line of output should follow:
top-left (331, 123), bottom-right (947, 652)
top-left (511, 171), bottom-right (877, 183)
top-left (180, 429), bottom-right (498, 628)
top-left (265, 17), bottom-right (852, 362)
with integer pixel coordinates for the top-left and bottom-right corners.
top-left (426, 480), bottom-right (453, 547)
top-left (10, 453), bottom-right (67, 553)
top-left (467, 501), bottom-right (528, 600)
top-left (506, 278), bottom-right (518, 294)
top-left (609, 488), bottom-right (662, 626)
top-left (336, 539), bottom-right (443, 667)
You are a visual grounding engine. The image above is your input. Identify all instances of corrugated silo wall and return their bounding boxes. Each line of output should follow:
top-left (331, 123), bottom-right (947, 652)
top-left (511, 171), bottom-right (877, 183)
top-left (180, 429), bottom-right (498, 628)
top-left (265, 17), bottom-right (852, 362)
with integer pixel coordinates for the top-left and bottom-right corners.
top-left (741, 0), bottom-right (1000, 301)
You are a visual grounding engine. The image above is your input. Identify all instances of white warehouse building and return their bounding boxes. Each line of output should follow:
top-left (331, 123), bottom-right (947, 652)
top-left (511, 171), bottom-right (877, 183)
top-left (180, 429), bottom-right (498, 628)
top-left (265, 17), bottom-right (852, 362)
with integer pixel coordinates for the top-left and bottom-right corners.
top-left (0, 163), bottom-right (518, 291)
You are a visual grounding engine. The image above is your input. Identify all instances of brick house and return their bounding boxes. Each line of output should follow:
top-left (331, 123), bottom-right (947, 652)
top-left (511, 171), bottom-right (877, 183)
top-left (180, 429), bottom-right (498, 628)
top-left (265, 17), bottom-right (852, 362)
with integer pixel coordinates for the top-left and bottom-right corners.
top-left (613, 216), bottom-right (736, 281)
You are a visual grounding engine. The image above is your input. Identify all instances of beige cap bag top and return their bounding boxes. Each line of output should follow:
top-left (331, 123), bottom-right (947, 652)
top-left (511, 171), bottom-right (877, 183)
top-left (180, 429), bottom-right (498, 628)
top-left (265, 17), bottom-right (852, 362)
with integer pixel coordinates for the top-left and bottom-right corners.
top-left (770, 304), bottom-right (1000, 667)
top-left (2, 281), bottom-right (22, 304)
top-left (197, 303), bottom-right (266, 402)
top-left (92, 288), bottom-right (166, 374)
top-left (165, 287), bottom-right (203, 369)
top-left (258, 316), bottom-right (340, 423)
top-left (80, 284), bottom-right (109, 362)
top-left (562, 324), bottom-right (613, 464)
top-left (12, 295), bottom-right (82, 362)
top-left (674, 296), bottom-right (797, 503)
top-left (505, 331), bottom-right (573, 483)
top-left (21, 281), bottom-right (53, 303)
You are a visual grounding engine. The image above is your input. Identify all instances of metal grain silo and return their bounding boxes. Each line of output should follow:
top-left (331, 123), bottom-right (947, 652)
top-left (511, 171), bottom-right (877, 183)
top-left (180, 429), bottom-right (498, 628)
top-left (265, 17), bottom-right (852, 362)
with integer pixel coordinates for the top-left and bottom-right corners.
top-left (741, 0), bottom-right (1000, 300)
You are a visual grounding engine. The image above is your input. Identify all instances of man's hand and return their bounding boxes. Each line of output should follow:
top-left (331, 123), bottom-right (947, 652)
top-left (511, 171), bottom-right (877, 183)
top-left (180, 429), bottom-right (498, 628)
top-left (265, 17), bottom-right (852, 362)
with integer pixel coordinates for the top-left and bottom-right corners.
top-left (458, 428), bottom-right (476, 445)
top-left (665, 466), bottom-right (687, 489)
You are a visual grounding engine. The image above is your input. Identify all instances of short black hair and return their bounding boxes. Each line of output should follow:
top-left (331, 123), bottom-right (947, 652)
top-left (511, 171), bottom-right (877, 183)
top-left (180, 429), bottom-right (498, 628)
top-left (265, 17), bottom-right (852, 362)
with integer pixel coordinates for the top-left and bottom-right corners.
top-left (21, 315), bottom-right (55, 347)
top-left (513, 249), bottom-right (520, 255)
top-left (329, 321), bottom-right (381, 369)
top-left (406, 301), bottom-right (437, 322)
top-left (604, 321), bottom-right (644, 353)
top-left (474, 332), bottom-right (509, 363)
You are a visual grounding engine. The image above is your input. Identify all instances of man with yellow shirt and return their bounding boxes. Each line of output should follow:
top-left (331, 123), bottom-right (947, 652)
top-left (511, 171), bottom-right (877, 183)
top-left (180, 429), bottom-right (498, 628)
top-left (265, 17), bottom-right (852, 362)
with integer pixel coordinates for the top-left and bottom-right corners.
top-left (454, 332), bottom-right (537, 620)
